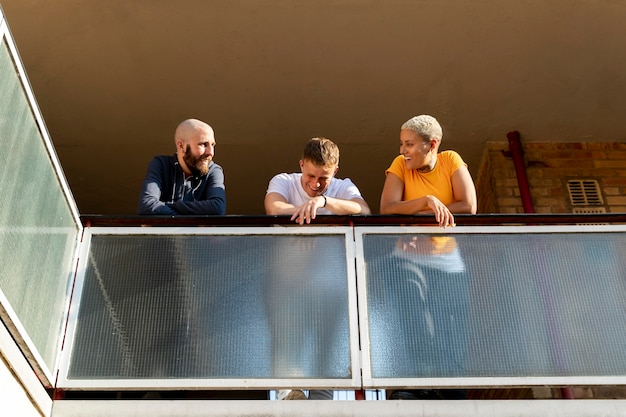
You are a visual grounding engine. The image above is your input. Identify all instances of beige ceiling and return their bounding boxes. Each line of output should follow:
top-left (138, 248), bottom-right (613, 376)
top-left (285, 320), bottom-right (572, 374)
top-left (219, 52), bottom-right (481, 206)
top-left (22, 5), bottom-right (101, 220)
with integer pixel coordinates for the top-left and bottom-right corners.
top-left (2, 1), bottom-right (626, 215)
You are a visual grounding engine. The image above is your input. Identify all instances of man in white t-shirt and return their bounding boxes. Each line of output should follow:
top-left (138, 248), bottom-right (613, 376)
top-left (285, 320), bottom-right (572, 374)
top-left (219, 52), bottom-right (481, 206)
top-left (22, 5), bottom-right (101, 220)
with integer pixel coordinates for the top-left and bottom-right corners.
top-left (264, 138), bottom-right (370, 401)
top-left (265, 137), bottom-right (370, 224)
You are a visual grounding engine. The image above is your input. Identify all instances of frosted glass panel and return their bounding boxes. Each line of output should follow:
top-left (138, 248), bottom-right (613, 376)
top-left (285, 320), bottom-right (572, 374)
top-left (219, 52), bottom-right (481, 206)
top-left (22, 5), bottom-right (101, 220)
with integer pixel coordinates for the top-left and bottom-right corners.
top-left (364, 233), bottom-right (626, 379)
top-left (69, 234), bottom-right (351, 380)
top-left (0, 39), bottom-right (79, 371)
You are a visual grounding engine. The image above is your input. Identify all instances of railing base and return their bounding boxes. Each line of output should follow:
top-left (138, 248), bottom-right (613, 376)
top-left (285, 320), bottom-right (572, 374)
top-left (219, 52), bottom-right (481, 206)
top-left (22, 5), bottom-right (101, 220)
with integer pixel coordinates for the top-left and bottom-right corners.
top-left (52, 399), bottom-right (626, 417)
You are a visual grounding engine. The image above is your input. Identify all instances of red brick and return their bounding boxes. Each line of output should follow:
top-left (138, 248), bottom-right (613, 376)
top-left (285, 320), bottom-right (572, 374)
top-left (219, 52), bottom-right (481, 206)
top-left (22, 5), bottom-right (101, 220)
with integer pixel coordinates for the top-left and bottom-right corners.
top-left (496, 187), bottom-right (514, 196)
top-left (606, 151), bottom-right (626, 160)
top-left (548, 168), bottom-right (590, 176)
top-left (606, 196), bottom-right (626, 205)
top-left (538, 150), bottom-right (576, 159)
top-left (552, 159), bottom-right (595, 168)
top-left (529, 149), bottom-right (606, 159)
top-left (601, 178), bottom-right (626, 187)
top-left (588, 168), bottom-right (625, 177)
top-left (495, 178), bottom-right (520, 187)
top-left (498, 197), bottom-right (522, 206)
top-left (492, 168), bottom-right (516, 178)
top-left (553, 142), bottom-right (585, 150)
top-left (531, 178), bottom-right (562, 186)
top-left (525, 167), bottom-right (546, 177)
top-left (535, 197), bottom-right (564, 206)
top-left (587, 142), bottom-right (626, 151)
top-left (594, 160), bottom-right (626, 169)
top-left (548, 187), bottom-right (565, 196)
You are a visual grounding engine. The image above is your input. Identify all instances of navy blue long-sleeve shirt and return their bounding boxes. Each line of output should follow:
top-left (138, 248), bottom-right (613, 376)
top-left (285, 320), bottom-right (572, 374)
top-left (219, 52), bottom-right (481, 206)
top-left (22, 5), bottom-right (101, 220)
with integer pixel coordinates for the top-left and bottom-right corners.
top-left (137, 154), bottom-right (226, 215)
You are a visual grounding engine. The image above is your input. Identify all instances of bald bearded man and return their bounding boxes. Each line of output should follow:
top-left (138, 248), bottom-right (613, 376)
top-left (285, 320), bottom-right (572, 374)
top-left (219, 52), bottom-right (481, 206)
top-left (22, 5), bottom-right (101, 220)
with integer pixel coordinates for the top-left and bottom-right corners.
top-left (138, 118), bottom-right (226, 215)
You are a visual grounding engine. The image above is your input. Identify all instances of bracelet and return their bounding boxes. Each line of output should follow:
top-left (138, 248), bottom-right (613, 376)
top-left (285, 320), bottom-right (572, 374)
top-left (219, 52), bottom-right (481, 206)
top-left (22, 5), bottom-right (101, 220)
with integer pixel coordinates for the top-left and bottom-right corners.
top-left (321, 195), bottom-right (327, 207)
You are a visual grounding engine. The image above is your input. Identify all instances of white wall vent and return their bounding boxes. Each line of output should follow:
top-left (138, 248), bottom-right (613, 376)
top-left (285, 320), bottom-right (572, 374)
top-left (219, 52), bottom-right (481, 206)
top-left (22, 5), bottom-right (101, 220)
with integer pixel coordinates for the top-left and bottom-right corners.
top-left (567, 180), bottom-right (603, 205)
top-left (572, 206), bottom-right (608, 225)
top-left (572, 207), bottom-right (606, 214)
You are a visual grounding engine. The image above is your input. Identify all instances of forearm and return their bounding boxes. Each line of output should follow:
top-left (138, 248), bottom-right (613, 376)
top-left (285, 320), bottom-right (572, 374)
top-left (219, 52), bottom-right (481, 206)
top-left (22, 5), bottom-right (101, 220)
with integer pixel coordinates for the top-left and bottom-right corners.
top-left (324, 196), bottom-right (370, 215)
top-left (138, 199), bottom-right (178, 215)
top-left (264, 200), bottom-right (298, 215)
top-left (380, 196), bottom-right (431, 215)
top-left (446, 200), bottom-right (477, 214)
top-left (138, 183), bottom-right (178, 215)
top-left (174, 187), bottom-right (226, 215)
top-left (419, 200), bottom-right (475, 215)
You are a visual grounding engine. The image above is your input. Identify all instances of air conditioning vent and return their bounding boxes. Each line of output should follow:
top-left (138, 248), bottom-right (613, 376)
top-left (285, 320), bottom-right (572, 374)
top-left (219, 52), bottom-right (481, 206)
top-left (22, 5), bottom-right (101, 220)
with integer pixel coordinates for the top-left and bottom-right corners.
top-left (567, 180), bottom-right (603, 205)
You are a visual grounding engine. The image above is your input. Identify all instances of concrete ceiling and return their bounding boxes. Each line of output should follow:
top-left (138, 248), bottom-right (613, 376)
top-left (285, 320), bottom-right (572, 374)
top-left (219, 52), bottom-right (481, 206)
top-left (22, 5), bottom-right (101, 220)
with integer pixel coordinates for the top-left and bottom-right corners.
top-left (2, 1), bottom-right (626, 215)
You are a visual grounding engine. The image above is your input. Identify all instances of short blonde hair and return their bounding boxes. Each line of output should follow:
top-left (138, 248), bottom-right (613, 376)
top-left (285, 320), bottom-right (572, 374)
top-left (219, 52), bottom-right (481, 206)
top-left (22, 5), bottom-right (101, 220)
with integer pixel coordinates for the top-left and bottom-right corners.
top-left (401, 115), bottom-right (442, 141)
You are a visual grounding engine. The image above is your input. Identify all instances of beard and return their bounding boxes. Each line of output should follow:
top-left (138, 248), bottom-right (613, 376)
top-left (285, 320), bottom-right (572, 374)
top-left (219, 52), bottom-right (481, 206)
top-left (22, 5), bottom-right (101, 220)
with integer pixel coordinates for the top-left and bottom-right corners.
top-left (183, 145), bottom-right (210, 176)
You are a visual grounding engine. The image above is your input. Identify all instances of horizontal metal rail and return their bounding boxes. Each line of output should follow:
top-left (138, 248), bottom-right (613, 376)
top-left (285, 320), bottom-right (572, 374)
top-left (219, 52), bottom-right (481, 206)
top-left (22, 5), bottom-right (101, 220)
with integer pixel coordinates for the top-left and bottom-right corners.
top-left (80, 213), bottom-right (626, 227)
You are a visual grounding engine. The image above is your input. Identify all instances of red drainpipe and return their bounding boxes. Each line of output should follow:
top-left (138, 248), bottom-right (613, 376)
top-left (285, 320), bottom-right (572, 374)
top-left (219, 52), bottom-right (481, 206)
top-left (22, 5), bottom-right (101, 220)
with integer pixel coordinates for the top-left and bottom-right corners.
top-left (506, 131), bottom-right (535, 213)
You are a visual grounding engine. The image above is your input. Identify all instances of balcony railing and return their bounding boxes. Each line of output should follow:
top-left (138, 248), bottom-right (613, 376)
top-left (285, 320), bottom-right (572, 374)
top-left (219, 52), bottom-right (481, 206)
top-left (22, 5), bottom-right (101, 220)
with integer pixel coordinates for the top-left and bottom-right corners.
top-left (42, 214), bottom-right (625, 395)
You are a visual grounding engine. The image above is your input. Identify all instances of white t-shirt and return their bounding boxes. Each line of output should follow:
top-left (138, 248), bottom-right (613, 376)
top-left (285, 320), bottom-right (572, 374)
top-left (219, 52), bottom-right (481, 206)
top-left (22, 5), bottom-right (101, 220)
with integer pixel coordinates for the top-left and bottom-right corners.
top-left (266, 173), bottom-right (364, 215)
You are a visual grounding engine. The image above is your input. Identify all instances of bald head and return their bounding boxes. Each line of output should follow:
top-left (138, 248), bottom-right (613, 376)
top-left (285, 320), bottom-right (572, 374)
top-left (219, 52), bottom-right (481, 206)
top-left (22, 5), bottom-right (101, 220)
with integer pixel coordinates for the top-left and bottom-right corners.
top-left (175, 119), bottom-right (214, 146)
top-left (175, 118), bottom-right (216, 176)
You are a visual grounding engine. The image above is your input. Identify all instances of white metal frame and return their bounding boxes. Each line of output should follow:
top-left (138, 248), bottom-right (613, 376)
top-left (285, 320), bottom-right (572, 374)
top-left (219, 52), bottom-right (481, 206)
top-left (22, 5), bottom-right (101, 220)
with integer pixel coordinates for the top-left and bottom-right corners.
top-left (57, 226), bottom-right (361, 390)
top-left (0, 9), bottom-right (83, 389)
top-left (355, 224), bottom-right (626, 389)
top-left (0, 307), bottom-right (53, 417)
top-left (50, 399), bottom-right (626, 417)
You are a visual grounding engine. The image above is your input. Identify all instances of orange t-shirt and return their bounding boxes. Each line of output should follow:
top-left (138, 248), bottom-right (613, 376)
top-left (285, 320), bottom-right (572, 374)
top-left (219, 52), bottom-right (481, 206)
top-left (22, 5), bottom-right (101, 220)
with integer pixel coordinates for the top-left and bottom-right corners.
top-left (385, 150), bottom-right (466, 205)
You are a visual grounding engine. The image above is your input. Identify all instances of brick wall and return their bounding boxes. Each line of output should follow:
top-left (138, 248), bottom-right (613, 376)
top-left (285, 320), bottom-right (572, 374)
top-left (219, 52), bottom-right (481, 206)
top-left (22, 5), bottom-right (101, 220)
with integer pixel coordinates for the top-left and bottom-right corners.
top-left (475, 141), bottom-right (626, 399)
top-left (475, 142), bottom-right (626, 214)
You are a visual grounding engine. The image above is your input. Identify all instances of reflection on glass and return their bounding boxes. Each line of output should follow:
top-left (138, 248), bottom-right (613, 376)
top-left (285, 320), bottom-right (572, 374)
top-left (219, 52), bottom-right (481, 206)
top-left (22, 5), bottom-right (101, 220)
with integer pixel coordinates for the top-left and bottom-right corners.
top-left (69, 234), bottom-right (352, 380)
top-left (366, 235), bottom-right (468, 378)
top-left (265, 235), bottom-right (350, 379)
top-left (0, 39), bottom-right (79, 372)
top-left (365, 232), bottom-right (626, 379)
